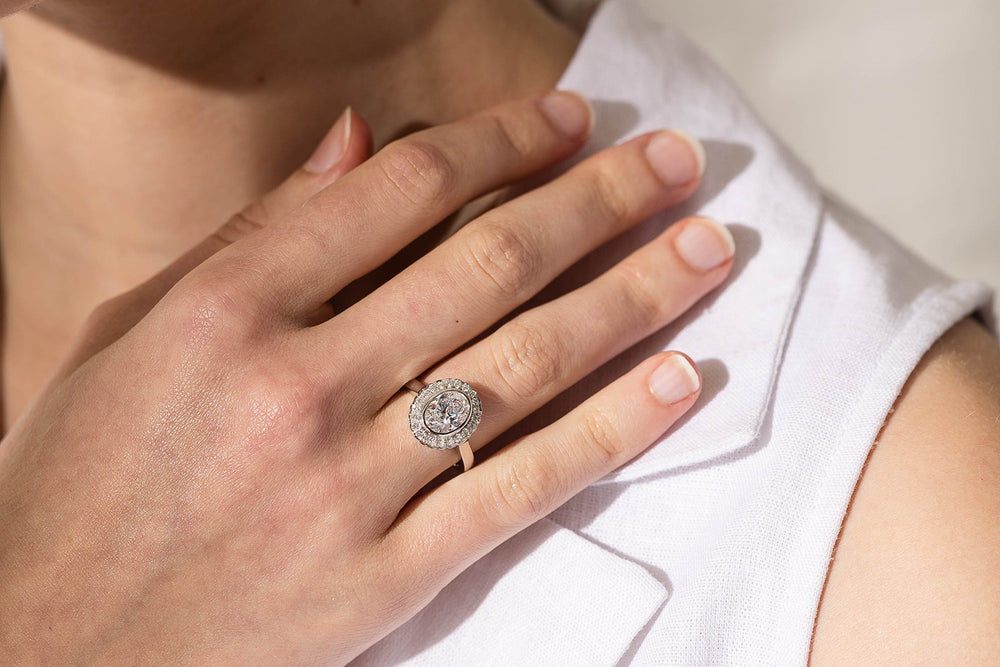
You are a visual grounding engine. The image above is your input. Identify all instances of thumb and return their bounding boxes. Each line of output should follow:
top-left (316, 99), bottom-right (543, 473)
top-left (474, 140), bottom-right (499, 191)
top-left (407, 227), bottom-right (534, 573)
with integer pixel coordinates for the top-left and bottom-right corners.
top-left (68, 107), bottom-right (373, 366)
top-left (226, 106), bottom-right (374, 249)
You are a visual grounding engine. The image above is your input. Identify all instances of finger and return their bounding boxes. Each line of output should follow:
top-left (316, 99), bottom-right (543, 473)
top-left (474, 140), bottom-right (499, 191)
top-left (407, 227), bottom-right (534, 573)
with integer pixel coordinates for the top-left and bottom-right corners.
top-left (210, 90), bottom-right (595, 315)
top-left (150, 107), bottom-right (373, 300)
top-left (65, 108), bottom-right (372, 365)
top-left (324, 129), bottom-right (706, 404)
top-left (382, 352), bottom-right (701, 583)
top-left (376, 216), bottom-right (732, 492)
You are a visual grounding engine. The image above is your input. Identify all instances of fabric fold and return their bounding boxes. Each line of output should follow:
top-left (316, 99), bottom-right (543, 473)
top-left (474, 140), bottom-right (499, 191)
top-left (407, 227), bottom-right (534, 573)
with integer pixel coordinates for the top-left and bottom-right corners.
top-left (350, 518), bottom-right (669, 666)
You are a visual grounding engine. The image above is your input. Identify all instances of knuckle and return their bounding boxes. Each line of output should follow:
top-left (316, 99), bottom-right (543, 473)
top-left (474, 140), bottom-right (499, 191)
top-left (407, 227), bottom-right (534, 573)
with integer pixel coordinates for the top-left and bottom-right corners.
top-left (282, 215), bottom-right (335, 258)
top-left (239, 360), bottom-right (323, 447)
top-left (582, 162), bottom-right (634, 224)
top-left (485, 451), bottom-right (559, 526)
top-left (578, 406), bottom-right (627, 467)
top-left (212, 207), bottom-right (268, 247)
top-left (614, 259), bottom-right (668, 329)
top-left (463, 220), bottom-right (540, 298)
top-left (159, 274), bottom-right (251, 347)
top-left (377, 138), bottom-right (456, 209)
top-left (491, 320), bottom-right (563, 401)
top-left (482, 111), bottom-right (535, 161)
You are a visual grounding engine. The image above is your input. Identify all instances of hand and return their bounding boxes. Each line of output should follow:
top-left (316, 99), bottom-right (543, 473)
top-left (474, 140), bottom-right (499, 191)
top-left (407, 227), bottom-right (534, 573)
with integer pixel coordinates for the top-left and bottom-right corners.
top-left (0, 91), bottom-right (733, 663)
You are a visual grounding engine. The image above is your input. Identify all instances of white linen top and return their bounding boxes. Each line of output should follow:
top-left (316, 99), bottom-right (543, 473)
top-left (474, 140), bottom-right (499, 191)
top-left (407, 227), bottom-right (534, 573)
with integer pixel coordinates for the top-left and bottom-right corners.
top-left (356, 0), bottom-right (998, 664)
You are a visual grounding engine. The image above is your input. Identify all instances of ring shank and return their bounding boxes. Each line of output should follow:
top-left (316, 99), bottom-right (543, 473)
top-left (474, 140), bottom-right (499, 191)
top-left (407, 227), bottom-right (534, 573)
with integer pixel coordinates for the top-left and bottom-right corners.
top-left (405, 379), bottom-right (475, 472)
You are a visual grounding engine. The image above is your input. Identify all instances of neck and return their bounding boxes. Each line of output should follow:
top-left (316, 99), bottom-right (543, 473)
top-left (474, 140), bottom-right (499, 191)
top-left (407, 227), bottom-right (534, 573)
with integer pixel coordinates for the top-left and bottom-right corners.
top-left (0, 0), bottom-right (580, 423)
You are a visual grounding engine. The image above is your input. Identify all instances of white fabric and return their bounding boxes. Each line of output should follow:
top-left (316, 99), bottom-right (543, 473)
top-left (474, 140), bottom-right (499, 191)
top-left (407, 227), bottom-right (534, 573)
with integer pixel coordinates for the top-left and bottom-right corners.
top-left (354, 0), bottom-right (996, 664)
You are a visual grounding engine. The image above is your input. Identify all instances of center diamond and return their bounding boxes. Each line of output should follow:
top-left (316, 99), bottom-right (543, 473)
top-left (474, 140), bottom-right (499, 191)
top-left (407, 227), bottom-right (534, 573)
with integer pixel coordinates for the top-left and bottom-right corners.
top-left (423, 390), bottom-right (472, 434)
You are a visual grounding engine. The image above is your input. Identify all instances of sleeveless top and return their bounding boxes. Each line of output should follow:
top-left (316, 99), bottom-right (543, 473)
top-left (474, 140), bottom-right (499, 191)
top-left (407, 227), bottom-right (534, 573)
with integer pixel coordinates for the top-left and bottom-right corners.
top-left (354, 0), bottom-right (996, 664)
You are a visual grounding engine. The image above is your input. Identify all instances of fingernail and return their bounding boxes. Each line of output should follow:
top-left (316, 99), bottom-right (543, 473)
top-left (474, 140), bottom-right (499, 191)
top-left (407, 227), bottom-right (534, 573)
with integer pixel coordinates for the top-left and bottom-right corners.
top-left (645, 129), bottom-right (706, 188)
top-left (650, 354), bottom-right (701, 405)
top-left (674, 217), bottom-right (735, 272)
top-left (304, 107), bottom-right (352, 174)
top-left (539, 90), bottom-right (594, 140)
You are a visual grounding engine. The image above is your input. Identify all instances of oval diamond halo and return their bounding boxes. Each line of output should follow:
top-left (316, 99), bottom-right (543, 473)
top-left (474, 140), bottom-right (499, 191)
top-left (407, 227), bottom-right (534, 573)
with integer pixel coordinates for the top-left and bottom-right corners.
top-left (424, 391), bottom-right (473, 434)
top-left (408, 379), bottom-right (482, 450)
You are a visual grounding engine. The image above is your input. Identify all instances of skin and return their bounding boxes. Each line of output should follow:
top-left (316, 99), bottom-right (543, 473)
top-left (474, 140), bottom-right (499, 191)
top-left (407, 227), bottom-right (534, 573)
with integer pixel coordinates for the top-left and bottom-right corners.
top-left (811, 318), bottom-right (1000, 662)
top-left (0, 0), bottom-right (995, 662)
top-left (0, 0), bottom-right (726, 661)
top-left (0, 87), bottom-right (724, 664)
top-left (0, 0), bottom-right (582, 423)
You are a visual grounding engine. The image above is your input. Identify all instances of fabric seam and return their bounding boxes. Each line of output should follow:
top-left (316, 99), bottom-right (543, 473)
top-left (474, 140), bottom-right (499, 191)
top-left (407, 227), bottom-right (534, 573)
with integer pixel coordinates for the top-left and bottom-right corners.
top-left (779, 280), bottom-right (994, 663)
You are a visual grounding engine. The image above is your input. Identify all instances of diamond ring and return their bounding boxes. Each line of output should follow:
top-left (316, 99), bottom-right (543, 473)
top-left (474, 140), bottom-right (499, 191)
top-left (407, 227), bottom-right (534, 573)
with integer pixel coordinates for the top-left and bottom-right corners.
top-left (406, 378), bottom-right (480, 472)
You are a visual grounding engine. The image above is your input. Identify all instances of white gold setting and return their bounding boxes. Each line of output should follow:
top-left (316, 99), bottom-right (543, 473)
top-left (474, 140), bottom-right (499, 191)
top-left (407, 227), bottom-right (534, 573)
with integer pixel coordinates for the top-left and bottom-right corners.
top-left (408, 378), bottom-right (482, 450)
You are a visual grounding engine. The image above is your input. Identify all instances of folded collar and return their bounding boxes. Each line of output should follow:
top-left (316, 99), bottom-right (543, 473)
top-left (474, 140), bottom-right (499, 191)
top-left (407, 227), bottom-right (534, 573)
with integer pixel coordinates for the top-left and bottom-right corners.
top-left (351, 519), bottom-right (668, 666)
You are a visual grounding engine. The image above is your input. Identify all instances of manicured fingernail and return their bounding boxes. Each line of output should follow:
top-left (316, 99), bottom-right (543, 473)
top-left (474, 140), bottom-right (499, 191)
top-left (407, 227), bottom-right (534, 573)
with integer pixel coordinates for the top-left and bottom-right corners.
top-left (539, 90), bottom-right (594, 140)
top-left (674, 217), bottom-right (735, 272)
top-left (305, 107), bottom-right (352, 174)
top-left (645, 129), bottom-right (706, 188)
top-left (650, 354), bottom-right (701, 405)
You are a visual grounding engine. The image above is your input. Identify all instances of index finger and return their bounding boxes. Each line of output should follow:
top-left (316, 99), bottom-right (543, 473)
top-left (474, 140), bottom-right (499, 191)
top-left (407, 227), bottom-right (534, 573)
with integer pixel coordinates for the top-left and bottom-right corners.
top-left (204, 90), bottom-right (594, 318)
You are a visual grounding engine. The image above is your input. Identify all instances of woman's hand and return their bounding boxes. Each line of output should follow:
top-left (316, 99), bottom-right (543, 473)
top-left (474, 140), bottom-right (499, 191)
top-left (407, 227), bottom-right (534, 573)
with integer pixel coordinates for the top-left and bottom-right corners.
top-left (0, 91), bottom-right (733, 663)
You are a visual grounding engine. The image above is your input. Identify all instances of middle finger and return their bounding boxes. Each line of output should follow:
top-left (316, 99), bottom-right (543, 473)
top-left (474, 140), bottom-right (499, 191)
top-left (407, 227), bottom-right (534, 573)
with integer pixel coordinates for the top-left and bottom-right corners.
top-left (317, 129), bottom-right (706, 407)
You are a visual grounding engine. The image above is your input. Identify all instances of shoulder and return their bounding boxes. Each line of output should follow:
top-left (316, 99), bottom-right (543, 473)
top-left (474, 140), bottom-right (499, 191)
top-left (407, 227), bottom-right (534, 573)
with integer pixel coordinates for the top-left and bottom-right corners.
top-left (811, 317), bottom-right (1000, 661)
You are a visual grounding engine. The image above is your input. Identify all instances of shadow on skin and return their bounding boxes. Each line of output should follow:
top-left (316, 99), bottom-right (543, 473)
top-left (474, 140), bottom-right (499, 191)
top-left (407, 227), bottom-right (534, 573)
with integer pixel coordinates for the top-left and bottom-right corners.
top-left (28, 2), bottom-right (446, 89)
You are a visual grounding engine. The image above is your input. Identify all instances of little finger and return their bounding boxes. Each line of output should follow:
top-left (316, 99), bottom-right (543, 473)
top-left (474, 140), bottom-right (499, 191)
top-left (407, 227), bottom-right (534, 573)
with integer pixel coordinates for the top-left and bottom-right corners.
top-left (382, 352), bottom-right (701, 584)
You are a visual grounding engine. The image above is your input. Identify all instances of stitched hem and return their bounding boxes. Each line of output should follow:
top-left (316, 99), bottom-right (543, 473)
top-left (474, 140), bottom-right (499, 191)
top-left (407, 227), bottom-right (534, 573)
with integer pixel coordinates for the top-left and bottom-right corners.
top-left (774, 279), bottom-right (995, 664)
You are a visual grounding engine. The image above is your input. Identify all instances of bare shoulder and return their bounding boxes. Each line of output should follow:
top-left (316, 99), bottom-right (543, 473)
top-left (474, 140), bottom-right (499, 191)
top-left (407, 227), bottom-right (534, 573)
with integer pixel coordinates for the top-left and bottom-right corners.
top-left (811, 317), bottom-right (1000, 662)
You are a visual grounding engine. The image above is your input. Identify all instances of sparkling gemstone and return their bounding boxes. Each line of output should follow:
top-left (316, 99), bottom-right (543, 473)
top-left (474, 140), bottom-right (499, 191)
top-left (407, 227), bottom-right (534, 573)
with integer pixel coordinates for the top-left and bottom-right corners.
top-left (423, 390), bottom-right (472, 434)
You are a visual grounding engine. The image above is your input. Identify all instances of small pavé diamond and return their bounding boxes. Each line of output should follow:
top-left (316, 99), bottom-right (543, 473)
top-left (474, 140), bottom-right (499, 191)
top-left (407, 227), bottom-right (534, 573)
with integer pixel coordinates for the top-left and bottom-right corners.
top-left (423, 390), bottom-right (472, 434)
